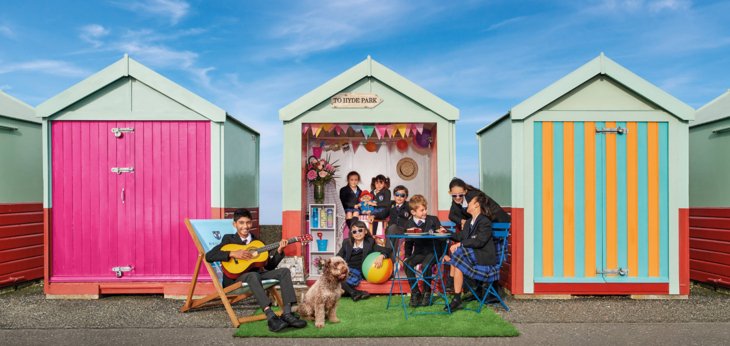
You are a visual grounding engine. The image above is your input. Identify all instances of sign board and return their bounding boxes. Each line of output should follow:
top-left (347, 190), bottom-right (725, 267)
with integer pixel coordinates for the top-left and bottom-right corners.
top-left (330, 93), bottom-right (382, 109)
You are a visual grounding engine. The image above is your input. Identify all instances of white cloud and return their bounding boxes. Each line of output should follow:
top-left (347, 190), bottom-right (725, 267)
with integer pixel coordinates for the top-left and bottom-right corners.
top-left (79, 24), bottom-right (109, 47)
top-left (588, 0), bottom-right (692, 13)
top-left (112, 0), bottom-right (190, 25)
top-left (0, 25), bottom-right (15, 39)
top-left (487, 16), bottom-right (527, 31)
top-left (0, 59), bottom-right (89, 77)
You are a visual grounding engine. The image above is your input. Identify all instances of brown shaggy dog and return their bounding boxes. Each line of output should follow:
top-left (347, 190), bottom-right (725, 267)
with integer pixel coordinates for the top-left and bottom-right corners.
top-left (298, 256), bottom-right (349, 328)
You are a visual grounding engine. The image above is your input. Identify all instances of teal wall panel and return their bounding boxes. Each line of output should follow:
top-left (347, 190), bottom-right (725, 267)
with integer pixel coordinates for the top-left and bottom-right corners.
top-left (689, 118), bottom-right (730, 206)
top-left (224, 120), bottom-right (259, 208)
top-left (0, 117), bottom-right (42, 203)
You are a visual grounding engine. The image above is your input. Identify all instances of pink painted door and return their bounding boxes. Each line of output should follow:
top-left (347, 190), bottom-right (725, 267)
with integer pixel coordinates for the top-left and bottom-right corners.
top-left (51, 121), bottom-right (211, 281)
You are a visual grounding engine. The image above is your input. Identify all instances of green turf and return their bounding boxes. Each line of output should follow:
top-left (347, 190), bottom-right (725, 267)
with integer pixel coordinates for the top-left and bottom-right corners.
top-left (234, 295), bottom-right (519, 338)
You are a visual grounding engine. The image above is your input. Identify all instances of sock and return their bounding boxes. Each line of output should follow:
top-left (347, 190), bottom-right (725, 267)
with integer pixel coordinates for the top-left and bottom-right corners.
top-left (284, 304), bottom-right (292, 315)
top-left (264, 306), bottom-right (276, 319)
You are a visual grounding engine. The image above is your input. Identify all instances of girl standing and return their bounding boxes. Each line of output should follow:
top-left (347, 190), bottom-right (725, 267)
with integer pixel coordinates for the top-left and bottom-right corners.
top-left (339, 171), bottom-right (362, 223)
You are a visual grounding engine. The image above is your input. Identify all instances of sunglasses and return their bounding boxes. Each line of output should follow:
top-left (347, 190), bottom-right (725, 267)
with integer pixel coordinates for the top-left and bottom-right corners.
top-left (451, 194), bottom-right (465, 198)
top-left (351, 228), bottom-right (365, 235)
top-left (394, 192), bottom-right (407, 198)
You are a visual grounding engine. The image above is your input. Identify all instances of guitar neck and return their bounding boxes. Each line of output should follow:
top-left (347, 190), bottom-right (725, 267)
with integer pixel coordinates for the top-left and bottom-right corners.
top-left (255, 237), bottom-right (301, 253)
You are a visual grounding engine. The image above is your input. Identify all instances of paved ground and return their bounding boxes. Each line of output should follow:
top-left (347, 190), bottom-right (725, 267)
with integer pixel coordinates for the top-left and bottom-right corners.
top-left (1, 282), bottom-right (728, 345)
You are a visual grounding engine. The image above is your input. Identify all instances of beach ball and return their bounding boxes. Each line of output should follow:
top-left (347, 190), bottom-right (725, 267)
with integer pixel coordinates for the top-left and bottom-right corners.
top-left (362, 252), bottom-right (393, 284)
top-left (365, 141), bottom-right (378, 152)
top-left (396, 139), bottom-right (408, 152)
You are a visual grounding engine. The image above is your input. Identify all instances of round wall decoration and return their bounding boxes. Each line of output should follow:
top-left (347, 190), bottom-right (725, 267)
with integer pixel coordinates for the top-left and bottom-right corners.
top-left (396, 157), bottom-right (418, 181)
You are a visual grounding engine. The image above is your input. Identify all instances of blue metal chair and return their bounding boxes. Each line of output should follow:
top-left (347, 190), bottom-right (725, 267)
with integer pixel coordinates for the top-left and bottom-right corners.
top-left (440, 220), bottom-right (457, 233)
top-left (462, 222), bottom-right (510, 312)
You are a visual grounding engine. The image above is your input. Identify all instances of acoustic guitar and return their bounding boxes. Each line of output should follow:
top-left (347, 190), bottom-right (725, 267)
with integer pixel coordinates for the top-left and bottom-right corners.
top-left (221, 234), bottom-right (312, 275)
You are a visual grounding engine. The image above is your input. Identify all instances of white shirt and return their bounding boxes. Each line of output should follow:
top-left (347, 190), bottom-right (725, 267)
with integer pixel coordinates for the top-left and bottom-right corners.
top-left (353, 240), bottom-right (364, 249)
top-left (239, 233), bottom-right (252, 244)
top-left (413, 217), bottom-right (426, 226)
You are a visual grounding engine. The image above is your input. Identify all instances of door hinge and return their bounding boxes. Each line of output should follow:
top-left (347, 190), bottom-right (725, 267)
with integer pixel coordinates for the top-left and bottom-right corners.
top-left (111, 167), bottom-right (135, 174)
top-left (112, 265), bottom-right (134, 278)
top-left (595, 126), bottom-right (627, 135)
top-left (597, 267), bottom-right (628, 276)
top-left (111, 127), bottom-right (134, 138)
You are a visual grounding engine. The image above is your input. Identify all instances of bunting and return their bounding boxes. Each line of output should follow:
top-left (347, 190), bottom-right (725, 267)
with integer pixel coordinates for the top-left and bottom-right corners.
top-left (363, 125), bottom-right (375, 138)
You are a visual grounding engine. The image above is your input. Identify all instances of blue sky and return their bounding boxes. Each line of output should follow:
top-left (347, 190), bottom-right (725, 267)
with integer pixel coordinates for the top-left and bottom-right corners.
top-left (1, 0), bottom-right (729, 224)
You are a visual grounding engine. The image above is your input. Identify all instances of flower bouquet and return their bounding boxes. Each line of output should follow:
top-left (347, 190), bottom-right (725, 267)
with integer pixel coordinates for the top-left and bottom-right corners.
top-left (313, 256), bottom-right (327, 274)
top-left (306, 155), bottom-right (339, 203)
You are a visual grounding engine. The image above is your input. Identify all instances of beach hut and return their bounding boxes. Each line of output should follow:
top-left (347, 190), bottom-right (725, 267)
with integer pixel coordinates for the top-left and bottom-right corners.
top-left (0, 91), bottom-right (42, 287)
top-left (477, 54), bottom-right (693, 296)
top-left (689, 90), bottom-right (730, 288)
top-left (279, 57), bottom-right (458, 288)
top-left (36, 55), bottom-right (259, 298)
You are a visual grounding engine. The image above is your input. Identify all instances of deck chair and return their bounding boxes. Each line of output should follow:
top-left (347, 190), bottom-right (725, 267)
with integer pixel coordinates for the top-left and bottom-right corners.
top-left (180, 218), bottom-right (284, 327)
top-left (462, 222), bottom-right (510, 312)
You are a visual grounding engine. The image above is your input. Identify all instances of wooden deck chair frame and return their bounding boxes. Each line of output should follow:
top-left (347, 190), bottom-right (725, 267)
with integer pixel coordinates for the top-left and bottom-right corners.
top-left (180, 218), bottom-right (284, 327)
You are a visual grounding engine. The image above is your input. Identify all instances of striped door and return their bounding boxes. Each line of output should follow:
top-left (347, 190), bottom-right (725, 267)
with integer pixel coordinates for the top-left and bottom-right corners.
top-left (51, 121), bottom-right (211, 281)
top-left (534, 121), bottom-right (668, 283)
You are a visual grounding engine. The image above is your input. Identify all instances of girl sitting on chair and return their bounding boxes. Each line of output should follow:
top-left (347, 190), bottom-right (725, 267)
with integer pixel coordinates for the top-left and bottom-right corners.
top-left (440, 191), bottom-right (497, 311)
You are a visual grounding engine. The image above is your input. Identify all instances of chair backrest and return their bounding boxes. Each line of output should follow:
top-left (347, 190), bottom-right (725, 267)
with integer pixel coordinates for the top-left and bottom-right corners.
top-left (440, 220), bottom-right (457, 233)
top-left (491, 222), bottom-right (510, 266)
top-left (186, 219), bottom-right (238, 283)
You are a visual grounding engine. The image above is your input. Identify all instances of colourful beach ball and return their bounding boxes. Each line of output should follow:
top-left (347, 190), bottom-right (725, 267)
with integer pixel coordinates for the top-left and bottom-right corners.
top-left (362, 252), bottom-right (393, 284)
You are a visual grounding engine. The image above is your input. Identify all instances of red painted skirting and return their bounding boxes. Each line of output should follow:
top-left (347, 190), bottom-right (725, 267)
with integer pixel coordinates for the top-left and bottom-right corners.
top-left (0, 203), bottom-right (43, 287)
top-left (689, 207), bottom-right (730, 288)
top-left (282, 210), bottom-right (303, 257)
top-left (45, 281), bottom-right (218, 297)
top-left (679, 208), bottom-right (690, 294)
top-left (534, 283), bottom-right (669, 295)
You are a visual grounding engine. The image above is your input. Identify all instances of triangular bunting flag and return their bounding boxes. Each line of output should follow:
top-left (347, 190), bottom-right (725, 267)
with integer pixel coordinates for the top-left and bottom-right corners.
top-left (338, 124), bottom-right (349, 135)
top-left (322, 123), bottom-right (335, 133)
top-left (351, 125), bottom-right (363, 134)
top-left (397, 124), bottom-right (407, 138)
top-left (311, 124), bottom-right (322, 137)
top-left (416, 124), bottom-right (424, 134)
top-left (375, 125), bottom-right (387, 139)
top-left (351, 140), bottom-right (360, 153)
top-left (302, 124), bottom-right (311, 135)
top-left (363, 125), bottom-right (375, 138)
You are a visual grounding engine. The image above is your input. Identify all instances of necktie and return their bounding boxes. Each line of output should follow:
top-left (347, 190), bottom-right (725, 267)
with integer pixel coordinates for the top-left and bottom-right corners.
top-left (417, 220), bottom-right (423, 227)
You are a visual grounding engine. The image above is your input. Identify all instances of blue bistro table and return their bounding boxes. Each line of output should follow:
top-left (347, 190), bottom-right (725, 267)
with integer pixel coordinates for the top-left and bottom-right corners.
top-left (386, 232), bottom-right (452, 319)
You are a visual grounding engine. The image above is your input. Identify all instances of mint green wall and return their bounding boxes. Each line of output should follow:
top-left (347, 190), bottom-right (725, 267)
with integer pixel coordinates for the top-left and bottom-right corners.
top-left (224, 119), bottom-right (259, 208)
top-left (689, 118), bottom-right (730, 207)
top-left (0, 117), bottom-right (42, 203)
top-left (478, 117), bottom-right (512, 205)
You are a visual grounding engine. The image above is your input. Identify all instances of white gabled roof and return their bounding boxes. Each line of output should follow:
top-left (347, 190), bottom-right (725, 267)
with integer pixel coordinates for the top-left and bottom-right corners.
top-left (511, 53), bottom-right (694, 122)
top-left (36, 55), bottom-right (226, 121)
top-left (279, 56), bottom-right (459, 122)
top-left (0, 90), bottom-right (38, 124)
top-left (693, 89), bottom-right (730, 128)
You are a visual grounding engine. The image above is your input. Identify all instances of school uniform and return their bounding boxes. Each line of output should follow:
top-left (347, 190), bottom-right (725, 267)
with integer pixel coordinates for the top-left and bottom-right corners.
top-left (337, 237), bottom-right (392, 294)
top-left (448, 190), bottom-right (511, 229)
top-left (449, 214), bottom-right (499, 282)
top-left (339, 185), bottom-right (362, 212)
top-left (371, 188), bottom-right (391, 219)
top-left (403, 215), bottom-right (444, 287)
top-left (205, 233), bottom-right (297, 309)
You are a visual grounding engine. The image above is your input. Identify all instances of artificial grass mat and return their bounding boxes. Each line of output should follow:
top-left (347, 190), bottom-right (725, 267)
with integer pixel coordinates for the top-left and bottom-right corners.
top-left (234, 296), bottom-right (519, 338)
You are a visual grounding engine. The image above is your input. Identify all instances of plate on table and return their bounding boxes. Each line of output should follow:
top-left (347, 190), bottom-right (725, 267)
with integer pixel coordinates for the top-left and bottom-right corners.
top-left (406, 232), bottom-right (429, 236)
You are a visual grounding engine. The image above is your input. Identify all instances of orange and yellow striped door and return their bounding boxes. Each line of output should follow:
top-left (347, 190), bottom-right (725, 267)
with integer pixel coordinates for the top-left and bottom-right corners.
top-left (534, 121), bottom-right (668, 283)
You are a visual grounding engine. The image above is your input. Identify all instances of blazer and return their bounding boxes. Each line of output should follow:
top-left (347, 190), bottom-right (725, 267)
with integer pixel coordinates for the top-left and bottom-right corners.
top-left (372, 189), bottom-right (391, 219)
top-left (339, 185), bottom-right (362, 210)
top-left (388, 201), bottom-right (411, 229)
top-left (337, 236), bottom-right (392, 264)
top-left (451, 214), bottom-right (496, 266)
top-left (404, 215), bottom-right (443, 257)
top-left (205, 233), bottom-right (284, 286)
top-left (448, 190), bottom-right (511, 225)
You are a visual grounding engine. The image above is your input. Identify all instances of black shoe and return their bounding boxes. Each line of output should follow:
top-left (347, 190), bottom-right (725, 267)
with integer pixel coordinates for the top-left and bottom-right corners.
top-left (410, 292), bottom-right (421, 307)
top-left (358, 290), bottom-right (371, 300)
top-left (267, 315), bottom-right (288, 332)
top-left (281, 313), bottom-right (307, 328)
top-left (352, 293), bottom-right (362, 302)
top-left (420, 291), bottom-right (432, 306)
top-left (445, 296), bottom-right (463, 312)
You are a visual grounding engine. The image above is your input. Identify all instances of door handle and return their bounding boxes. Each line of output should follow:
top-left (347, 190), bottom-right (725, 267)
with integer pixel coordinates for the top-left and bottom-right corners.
top-left (595, 127), bottom-right (627, 135)
top-left (121, 188), bottom-right (125, 204)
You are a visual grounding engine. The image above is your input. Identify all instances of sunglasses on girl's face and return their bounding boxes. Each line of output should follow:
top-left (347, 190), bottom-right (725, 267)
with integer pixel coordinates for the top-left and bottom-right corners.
top-left (451, 194), bottom-right (465, 198)
top-left (394, 192), bottom-right (407, 198)
top-left (351, 228), bottom-right (364, 235)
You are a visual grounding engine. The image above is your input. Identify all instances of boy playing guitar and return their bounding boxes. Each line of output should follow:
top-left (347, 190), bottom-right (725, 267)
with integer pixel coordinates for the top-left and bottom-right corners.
top-left (205, 209), bottom-right (307, 332)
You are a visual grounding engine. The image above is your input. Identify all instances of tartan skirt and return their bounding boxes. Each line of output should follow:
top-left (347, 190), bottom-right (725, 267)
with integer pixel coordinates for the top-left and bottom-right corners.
top-left (451, 246), bottom-right (500, 283)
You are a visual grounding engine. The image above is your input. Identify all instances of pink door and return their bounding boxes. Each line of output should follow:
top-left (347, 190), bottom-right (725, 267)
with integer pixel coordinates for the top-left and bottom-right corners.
top-left (51, 121), bottom-right (211, 281)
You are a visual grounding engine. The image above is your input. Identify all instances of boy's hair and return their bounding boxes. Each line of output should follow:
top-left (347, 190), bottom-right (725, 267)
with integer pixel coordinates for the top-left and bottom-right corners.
top-left (393, 185), bottom-right (408, 196)
top-left (346, 171), bottom-right (361, 181)
top-left (233, 209), bottom-right (252, 222)
top-left (371, 174), bottom-right (391, 190)
top-left (408, 194), bottom-right (427, 211)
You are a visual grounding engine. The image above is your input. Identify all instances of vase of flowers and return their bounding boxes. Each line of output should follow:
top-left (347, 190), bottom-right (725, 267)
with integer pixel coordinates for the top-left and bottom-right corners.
top-left (306, 155), bottom-right (339, 204)
top-left (313, 256), bottom-right (327, 275)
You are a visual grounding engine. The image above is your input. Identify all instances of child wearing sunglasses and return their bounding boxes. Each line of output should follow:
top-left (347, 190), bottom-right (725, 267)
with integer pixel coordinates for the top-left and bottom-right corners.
top-left (336, 221), bottom-right (392, 301)
top-left (448, 178), bottom-right (510, 231)
top-left (384, 185), bottom-right (411, 261)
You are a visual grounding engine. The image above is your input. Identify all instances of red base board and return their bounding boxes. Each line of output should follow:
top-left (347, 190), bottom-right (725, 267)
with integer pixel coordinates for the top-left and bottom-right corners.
top-left (0, 203), bottom-right (43, 287)
top-left (533, 282), bottom-right (669, 295)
